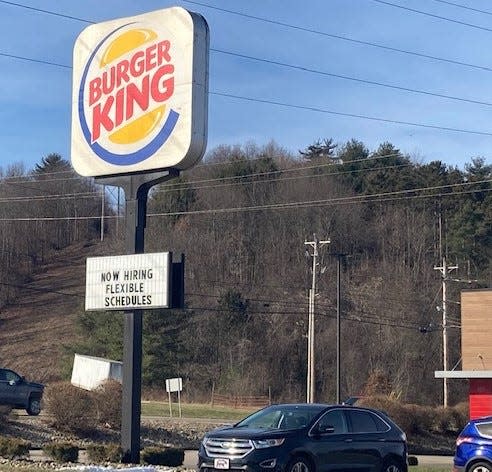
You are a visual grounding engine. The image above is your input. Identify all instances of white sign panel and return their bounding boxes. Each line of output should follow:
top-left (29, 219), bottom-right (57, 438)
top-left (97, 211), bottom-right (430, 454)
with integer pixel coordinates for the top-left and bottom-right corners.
top-left (71, 7), bottom-right (209, 177)
top-left (166, 377), bottom-right (183, 393)
top-left (85, 252), bottom-right (171, 311)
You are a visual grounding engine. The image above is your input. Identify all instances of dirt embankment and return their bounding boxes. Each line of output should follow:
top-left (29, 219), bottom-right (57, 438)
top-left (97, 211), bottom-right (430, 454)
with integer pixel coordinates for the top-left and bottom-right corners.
top-left (0, 240), bottom-right (113, 383)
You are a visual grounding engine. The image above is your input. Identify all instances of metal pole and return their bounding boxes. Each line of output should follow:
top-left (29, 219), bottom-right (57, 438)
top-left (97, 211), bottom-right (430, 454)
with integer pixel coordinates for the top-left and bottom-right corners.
top-left (336, 255), bottom-right (341, 404)
top-left (121, 187), bottom-right (146, 464)
top-left (100, 185), bottom-right (105, 242)
top-left (96, 170), bottom-right (178, 464)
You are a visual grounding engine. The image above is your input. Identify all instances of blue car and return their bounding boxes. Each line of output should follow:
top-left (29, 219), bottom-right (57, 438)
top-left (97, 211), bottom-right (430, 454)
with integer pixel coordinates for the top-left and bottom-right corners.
top-left (455, 416), bottom-right (492, 472)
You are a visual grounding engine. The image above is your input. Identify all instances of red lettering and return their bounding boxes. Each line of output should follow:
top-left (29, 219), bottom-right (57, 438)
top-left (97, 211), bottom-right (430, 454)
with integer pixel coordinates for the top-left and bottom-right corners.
top-left (101, 68), bottom-right (115, 95)
top-left (114, 88), bottom-right (125, 128)
top-left (126, 76), bottom-right (150, 121)
top-left (88, 39), bottom-right (176, 141)
top-left (151, 65), bottom-right (174, 102)
top-left (116, 60), bottom-right (129, 88)
top-left (157, 40), bottom-right (171, 64)
top-left (89, 77), bottom-right (102, 106)
top-left (145, 44), bottom-right (157, 71)
top-left (129, 50), bottom-right (145, 77)
top-left (91, 96), bottom-right (114, 141)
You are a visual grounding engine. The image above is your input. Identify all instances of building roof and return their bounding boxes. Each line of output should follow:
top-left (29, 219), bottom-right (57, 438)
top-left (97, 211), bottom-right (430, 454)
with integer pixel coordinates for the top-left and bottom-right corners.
top-left (435, 370), bottom-right (492, 379)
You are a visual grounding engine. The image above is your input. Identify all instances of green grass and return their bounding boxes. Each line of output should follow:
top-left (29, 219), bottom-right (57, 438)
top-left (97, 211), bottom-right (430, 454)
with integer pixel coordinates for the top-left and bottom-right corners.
top-left (141, 401), bottom-right (255, 421)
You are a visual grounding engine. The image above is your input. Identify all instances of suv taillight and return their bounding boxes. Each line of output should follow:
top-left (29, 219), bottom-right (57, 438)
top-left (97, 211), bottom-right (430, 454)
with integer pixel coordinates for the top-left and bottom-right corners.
top-left (456, 436), bottom-right (474, 446)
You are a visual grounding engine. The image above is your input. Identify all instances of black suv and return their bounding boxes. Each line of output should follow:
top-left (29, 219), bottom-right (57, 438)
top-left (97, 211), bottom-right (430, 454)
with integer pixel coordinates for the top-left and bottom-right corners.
top-left (198, 403), bottom-right (407, 472)
top-left (0, 368), bottom-right (44, 415)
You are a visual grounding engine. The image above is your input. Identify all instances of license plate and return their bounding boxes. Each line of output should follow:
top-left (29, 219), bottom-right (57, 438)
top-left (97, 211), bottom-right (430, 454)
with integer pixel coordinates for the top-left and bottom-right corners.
top-left (214, 458), bottom-right (230, 470)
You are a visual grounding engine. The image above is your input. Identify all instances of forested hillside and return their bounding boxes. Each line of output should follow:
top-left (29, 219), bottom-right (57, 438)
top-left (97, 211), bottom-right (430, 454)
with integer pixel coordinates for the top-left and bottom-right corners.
top-left (1, 141), bottom-right (490, 406)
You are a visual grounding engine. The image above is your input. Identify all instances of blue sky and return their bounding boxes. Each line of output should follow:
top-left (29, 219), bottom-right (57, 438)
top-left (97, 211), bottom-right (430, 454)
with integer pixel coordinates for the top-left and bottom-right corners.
top-left (1, 0), bottom-right (492, 172)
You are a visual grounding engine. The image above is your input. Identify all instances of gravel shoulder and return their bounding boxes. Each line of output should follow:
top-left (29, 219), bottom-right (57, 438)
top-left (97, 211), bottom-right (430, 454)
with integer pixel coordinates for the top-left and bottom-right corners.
top-left (1, 414), bottom-right (225, 450)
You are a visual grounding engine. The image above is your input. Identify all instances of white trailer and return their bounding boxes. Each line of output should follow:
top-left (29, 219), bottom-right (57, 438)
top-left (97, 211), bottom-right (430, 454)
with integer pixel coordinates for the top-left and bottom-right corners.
top-left (71, 354), bottom-right (122, 390)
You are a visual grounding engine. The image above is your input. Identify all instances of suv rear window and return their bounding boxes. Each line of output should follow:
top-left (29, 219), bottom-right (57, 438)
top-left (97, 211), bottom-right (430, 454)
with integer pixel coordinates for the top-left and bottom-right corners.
top-left (476, 422), bottom-right (492, 437)
top-left (348, 410), bottom-right (389, 433)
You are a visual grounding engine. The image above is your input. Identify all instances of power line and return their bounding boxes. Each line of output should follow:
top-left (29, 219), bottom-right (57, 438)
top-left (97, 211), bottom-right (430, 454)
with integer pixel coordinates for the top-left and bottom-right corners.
top-left (154, 163), bottom-right (415, 194)
top-left (2, 2), bottom-right (492, 136)
top-left (0, 51), bottom-right (70, 69)
top-left (0, 178), bottom-right (487, 221)
top-left (148, 181), bottom-right (491, 218)
top-left (154, 153), bottom-right (408, 190)
top-left (185, 305), bottom-right (422, 331)
top-left (4, 0), bottom-right (492, 77)
top-left (0, 192), bottom-right (99, 203)
top-left (0, 281), bottom-right (83, 298)
top-left (0, 155), bottom-right (411, 201)
top-left (182, 0), bottom-right (492, 73)
top-left (370, 0), bottom-right (492, 33)
top-left (212, 91), bottom-right (492, 138)
top-left (0, 0), bottom-right (93, 23)
top-left (430, 0), bottom-right (492, 16)
top-left (0, 153), bottom-right (458, 202)
top-left (213, 48), bottom-right (492, 109)
top-left (4, 47), bottom-right (492, 139)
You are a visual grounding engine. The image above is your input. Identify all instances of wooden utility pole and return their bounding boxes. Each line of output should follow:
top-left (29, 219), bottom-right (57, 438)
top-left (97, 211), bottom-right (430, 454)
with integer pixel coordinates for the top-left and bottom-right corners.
top-left (434, 257), bottom-right (458, 407)
top-left (304, 234), bottom-right (330, 403)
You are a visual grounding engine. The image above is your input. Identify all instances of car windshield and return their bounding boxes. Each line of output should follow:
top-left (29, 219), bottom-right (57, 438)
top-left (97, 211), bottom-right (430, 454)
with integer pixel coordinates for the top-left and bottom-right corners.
top-left (235, 405), bottom-right (325, 430)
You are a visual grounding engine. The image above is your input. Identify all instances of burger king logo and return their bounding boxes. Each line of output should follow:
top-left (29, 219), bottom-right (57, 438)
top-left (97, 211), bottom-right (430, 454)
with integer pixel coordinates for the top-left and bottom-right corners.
top-left (72, 7), bottom-right (209, 178)
top-left (78, 23), bottom-right (180, 166)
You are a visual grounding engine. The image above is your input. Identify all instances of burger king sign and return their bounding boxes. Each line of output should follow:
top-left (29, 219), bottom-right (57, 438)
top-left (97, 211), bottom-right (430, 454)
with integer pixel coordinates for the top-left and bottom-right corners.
top-left (71, 7), bottom-right (209, 177)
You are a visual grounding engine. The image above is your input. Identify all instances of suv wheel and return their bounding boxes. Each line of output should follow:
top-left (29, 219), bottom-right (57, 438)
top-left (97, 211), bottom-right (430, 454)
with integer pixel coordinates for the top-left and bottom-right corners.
top-left (468, 462), bottom-right (492, 472)
top-left (26, 397), bottom-right (41, 416)
top-left (287, 456), bottom-right (312, 472)
top-left (382, 459), bottom-right (404, 472)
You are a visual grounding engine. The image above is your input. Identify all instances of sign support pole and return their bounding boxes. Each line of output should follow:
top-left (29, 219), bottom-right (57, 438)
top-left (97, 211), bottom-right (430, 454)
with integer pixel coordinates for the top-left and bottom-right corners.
top-left (96, 169), bottom-right (178, 463)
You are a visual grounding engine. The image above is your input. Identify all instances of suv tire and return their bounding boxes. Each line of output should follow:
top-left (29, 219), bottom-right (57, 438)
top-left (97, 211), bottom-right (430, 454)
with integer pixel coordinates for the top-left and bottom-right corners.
top-left (382, 458), bottom-right (405, 472)
top-left (26, 396), bottom-right (41, 416)
top-left (468, 462), bottom-right (492, 472)
top-left (287, 456), bottom-right (313, 472)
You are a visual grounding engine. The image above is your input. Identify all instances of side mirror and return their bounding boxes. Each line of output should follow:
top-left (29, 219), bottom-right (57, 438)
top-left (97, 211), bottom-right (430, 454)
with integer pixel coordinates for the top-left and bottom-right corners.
top-left (312, 424), bottom-right (335, 435)
top-left (319, 425), bottom-right (335, 434)
top-left (8, 379), bottom-right (16, 386)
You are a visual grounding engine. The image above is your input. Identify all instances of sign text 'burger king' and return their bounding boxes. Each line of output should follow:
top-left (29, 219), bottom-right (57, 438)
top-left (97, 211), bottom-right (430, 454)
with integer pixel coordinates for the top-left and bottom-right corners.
top-left (71, 7), bottom-right (209, 178)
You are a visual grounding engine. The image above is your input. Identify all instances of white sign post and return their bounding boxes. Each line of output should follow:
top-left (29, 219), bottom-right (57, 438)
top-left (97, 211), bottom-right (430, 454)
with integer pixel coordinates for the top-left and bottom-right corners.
top-left (165, 377), bottom-right (183, 418)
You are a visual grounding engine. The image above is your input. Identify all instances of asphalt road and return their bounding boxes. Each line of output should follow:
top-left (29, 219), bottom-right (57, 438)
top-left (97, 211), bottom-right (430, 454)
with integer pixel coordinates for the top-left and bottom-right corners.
top-left (183, 451), bottom-right (454, 469)
top-left (29, 450), bottom-right (453, 469)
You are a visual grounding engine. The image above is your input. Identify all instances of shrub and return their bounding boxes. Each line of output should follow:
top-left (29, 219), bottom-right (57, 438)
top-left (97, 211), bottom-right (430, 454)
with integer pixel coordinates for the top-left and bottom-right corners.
top-left (452, 402), bottom-right (469, 429)
top-left (357, 395), bottom-right (403, 422)
top-left (432, 405), bottom-right (468, 434)
top-left (358, 396), bottom-right (433, 436)
top-left (0, 437), bottom-right (31, 459)
top-left (44, 382), bottom-right (97, 433)
top-left (94, 380), bottom-right (122, 429)
top-left (141, 446), bottom-right (184, 466)
top-left (86, 443), bottom-right (122, 463)
top-left (43, 442), bottom-right (79, 463)
top-left (0, 406), bottom-right (12, 430)
top-left (362, 370), bottom-right (393, 397)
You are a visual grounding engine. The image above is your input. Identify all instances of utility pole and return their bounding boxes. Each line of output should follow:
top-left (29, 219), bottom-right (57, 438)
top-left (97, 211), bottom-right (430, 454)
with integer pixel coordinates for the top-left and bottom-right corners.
top-left (336, 254), bottom-right (342, 404)
top-left (100, 185), bottom-right (105, 242)
top-left (305, 234), bottom-right (330, 403)
top-left (434, 257), bottom-right (458, 407)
